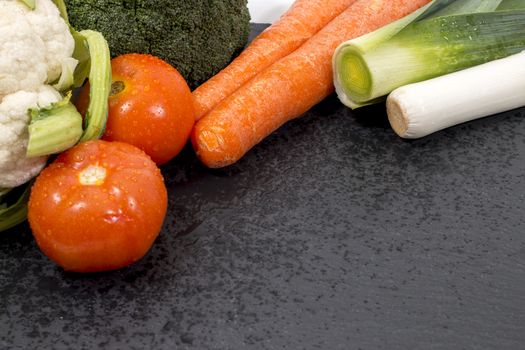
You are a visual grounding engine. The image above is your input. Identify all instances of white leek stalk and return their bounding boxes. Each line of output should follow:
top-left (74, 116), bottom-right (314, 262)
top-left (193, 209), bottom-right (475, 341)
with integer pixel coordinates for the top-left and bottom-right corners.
top-left (386, 51), bottom-right (525, 139)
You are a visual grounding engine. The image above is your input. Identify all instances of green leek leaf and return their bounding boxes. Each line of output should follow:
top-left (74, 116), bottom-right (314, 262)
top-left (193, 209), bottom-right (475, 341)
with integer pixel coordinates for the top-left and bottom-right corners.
top-left (51, 0), bottom-right (69, 22)
top-left (429, 0), bottom-right (503, 18)
top-left (343, 0), bottom-right (454, 54)
top-left (497, 0), bottom-right (525, 10)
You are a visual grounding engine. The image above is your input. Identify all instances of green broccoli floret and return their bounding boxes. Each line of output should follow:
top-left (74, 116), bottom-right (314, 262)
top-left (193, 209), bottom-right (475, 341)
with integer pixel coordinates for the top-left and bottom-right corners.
top-left (64, 0), bottom-right (251, 90)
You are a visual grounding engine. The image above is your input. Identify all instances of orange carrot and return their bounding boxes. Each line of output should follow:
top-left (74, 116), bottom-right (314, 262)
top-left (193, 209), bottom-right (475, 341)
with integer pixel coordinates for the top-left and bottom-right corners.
top-left (192, 0), bottom-right (431, 168)
top-left (192, 0), bottom-right (356, 120)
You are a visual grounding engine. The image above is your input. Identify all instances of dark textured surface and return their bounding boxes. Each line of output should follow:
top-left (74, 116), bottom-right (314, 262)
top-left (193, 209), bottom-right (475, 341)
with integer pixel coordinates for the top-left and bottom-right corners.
top-left (1, 24), bottom-right (525, 350)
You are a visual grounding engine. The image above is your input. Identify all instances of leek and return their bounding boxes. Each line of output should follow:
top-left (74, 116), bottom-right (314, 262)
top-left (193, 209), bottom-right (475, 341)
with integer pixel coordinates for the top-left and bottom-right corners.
top-left (387, 50), bottom-right (525, 139)
top-left (427, 0), bottom-right (503, 17)
top-left (333, 0), bottom-right (525, 108)
top-left (498, 0), bottom-right (525, 10)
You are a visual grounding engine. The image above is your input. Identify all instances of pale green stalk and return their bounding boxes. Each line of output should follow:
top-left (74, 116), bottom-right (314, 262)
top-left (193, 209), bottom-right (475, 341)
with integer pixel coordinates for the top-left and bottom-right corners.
top-left (27, 94), bottom-right (83, 157)
top-left (19, 0), bottom-right (35, 10)
top-left (78, 29), bottom-right (111, 142)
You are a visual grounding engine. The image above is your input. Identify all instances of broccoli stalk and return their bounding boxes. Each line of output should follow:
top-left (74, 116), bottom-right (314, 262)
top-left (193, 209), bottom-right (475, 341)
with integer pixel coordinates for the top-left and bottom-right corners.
top-left (64, 0), bottom-right (251, 89)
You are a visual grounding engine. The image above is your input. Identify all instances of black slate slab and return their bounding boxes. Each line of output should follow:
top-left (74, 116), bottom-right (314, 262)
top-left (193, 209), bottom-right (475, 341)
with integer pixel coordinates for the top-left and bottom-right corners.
top-left (1, 24), bottom-right (525, 350)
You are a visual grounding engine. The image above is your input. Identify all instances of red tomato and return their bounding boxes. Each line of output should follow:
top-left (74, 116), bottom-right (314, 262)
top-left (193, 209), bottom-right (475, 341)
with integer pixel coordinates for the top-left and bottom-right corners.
top-left (77, 54), bottom-right (195, 165)
top-left (27, 140), bottom-right (168, 273)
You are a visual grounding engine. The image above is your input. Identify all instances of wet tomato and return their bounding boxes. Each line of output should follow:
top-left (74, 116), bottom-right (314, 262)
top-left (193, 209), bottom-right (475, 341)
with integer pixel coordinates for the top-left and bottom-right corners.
top-left (27, 140), bottom-right (168, 273)
top-left (77, 53), bottom-right (195, 165)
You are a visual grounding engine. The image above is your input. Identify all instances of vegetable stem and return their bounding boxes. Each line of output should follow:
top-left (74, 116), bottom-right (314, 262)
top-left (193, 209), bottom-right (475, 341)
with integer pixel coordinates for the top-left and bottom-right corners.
top-left (27, 95), bottom-right (83, 157)
top-left (0, 184), bottom-right (31, 232)
top-left (78, 30), bottom-right (111, 142)
top-left (19, 0), bottom-right (36, 10)
top-left (386, 50), bottom-right (525, 138)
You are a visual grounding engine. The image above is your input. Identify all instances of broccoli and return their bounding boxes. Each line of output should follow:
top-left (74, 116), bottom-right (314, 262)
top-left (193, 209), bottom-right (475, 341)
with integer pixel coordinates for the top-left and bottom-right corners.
top-left (64, 0), bottom-right (251, 90)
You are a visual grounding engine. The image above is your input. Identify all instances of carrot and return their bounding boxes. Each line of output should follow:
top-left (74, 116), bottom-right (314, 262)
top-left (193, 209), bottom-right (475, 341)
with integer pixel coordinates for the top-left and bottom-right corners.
top-left (192, 0), bottom-right (356, 120)
top-left (192, 0), bottom-right (431, 168)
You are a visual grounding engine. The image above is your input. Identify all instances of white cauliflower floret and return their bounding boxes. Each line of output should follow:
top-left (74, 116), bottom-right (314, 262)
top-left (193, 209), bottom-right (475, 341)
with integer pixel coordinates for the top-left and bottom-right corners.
top-left (0, 85), bottom-right (62, 188)
top-left (0, 0), bottom-right (75, 98)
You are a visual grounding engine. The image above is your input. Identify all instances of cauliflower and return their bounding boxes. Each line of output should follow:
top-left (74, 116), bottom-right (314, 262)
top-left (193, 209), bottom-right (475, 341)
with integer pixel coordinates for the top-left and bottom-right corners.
top-left (0, 0), bottom-right (75, 98)
top-left (0, 0), bottom-right (111, 232)
top-left (0, 0), bottom-right (78, 189)
top-left (0, 86), bottom-right (62, 188)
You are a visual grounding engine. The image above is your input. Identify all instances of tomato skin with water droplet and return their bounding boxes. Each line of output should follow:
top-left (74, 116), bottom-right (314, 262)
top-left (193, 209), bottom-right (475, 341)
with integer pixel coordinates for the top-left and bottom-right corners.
top-left (77, 53), bottom-right (195, 165)
top-left (28, 140), bottom-right (168, 273)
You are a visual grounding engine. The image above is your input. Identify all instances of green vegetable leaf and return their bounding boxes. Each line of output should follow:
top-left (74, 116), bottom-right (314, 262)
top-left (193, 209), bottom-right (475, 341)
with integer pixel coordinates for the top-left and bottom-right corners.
top-left (51, 0), bottom-right (91, 88)
top-left (27, 93), bottom-right (83, 157)
top-left (344, 0), bottom-right (456, 56)
top-left (0, 184), bottom-right (31, 233)
top-left (53, 57), bottom-right (79, 92)
top-left (429, 0), bottom-right (503, 17)
top-left (0, 188), bottom-right (12, 211)
top-left (497, 0), bottom-right (525, 10)
top-left (51, 0), bottom-right (69, 22)
top-left (19, 0), bottom-right (36, 10)
top-left (71, 31), bottom-right (91, 88)
top-left (0, 188), bottom-right (11, 198)
top-left (78, 30), bottom-right (112, 142)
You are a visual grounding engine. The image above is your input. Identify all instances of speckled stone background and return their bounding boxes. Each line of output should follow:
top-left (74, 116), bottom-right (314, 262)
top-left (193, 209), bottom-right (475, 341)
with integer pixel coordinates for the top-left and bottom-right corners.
top-left (1, 24), bottom-right (525, 350)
